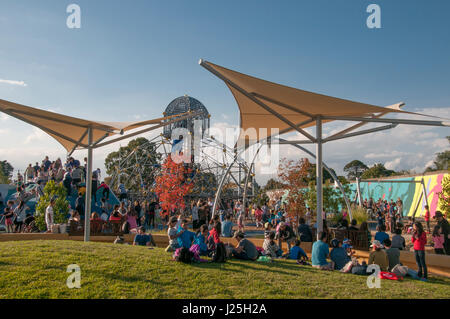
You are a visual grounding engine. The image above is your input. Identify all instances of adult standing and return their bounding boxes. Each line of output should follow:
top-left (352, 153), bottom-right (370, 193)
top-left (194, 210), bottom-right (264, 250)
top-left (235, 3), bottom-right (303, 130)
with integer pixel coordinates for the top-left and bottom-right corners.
top-left (434, 211), bottom-right (450, 255)
top-left (45, 198), bottom-right (55, 233)
top-left (13, 200), bottom-right (28, 232)
top-left (411, 222), bottom-right (428, 280)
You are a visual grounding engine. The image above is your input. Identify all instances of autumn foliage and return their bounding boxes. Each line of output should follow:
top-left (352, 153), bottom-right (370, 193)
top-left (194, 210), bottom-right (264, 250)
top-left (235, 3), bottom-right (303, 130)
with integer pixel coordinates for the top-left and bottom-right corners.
top-left (154, 154), bottom-right (193, 214)
top-left (278, 158), bottom-right (311, 229)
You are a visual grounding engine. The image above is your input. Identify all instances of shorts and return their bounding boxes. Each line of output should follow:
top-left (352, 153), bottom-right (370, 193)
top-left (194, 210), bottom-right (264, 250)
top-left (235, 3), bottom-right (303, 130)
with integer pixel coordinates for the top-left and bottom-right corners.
top-left (5, 218), bottom-right (13, 226)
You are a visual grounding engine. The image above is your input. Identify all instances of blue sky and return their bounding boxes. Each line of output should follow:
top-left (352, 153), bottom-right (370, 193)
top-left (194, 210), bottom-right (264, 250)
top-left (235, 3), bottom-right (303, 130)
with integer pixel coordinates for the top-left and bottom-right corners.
top-left (0, 0), bottom-right (449, 183)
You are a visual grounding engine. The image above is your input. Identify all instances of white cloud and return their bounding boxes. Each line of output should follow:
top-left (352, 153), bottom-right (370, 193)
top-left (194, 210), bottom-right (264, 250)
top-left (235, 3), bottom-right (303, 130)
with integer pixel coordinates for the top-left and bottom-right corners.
top-left (0, 79), bottom-right (27, 87)
top-left (25, 127), bottom-right (48, 144)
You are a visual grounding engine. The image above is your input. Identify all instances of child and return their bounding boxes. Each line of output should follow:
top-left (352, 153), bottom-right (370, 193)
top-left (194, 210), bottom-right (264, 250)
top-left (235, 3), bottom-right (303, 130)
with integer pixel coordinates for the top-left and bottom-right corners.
top-left (264, 222), bottom-right (273, 238)
top-left (237, 210), bottom-right (245, 232)
top-left (411, 222), bottom-right (427, 280)
top-left (432, 225), bottom-right (445, 255)
top-left (391, 228), bottom-right (406, 250)
top-left (3, 207), bottom-right (14, 233)
top-left (288, 239), bottom-right (308, 262)
top-left (263, 232), bottom-right (282, 258)
top-left (404, 217), bottom-right (414, 234)
top-left (342, 238), bottom-right (355, 257)
top-left (194, 224), bottom-right (209, 256)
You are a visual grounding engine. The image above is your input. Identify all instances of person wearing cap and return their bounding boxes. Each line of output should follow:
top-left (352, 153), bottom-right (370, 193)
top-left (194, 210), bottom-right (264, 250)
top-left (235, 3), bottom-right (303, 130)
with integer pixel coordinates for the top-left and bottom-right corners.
top-left (311, 232), bottom-right (333, 270)
top-left (165, 216), bottom-right (182, 252)
top-left (232, 231), bottom-right (258, 261)
top-left (45, 198), bottom-right (56, 233)
top-left (133, 226), bottom-right (156, 247)
top-left (330, 238), bottom-right (351, 270)
top-left (368, 240), bottom-right (389, 272)
top-left (434, 211), bottom-right (450, 255)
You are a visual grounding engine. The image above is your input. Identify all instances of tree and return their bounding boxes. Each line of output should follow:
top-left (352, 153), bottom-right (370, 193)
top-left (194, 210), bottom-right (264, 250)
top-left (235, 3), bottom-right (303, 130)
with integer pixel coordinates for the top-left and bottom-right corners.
top-left (154, 154), bottom-right (193, 214)
top-left (0, 160), bottom-right (13, 181)
top-left (360, 163), bottom-right (396, 179)
top-left (307, 164), bottom-right (337, 183)
top-left (263, 178), bottom-right (287, 191)
top-left (278, 158), bottom-right (311, 229)
top-left (438, 173), bottom-right (450, 216)
top-left (425, 136), bottom-right (450, 172)
top-left (343, 160), bottom-right (368, 180)
top-left (35, 180), bottom-right (70, 231)
top-left (104, 137), bottom-right (161, 193)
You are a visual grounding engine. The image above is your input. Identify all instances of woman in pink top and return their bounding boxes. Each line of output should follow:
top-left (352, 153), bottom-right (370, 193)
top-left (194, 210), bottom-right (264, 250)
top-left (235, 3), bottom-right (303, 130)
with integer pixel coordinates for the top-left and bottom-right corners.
top-left (411, 222), bottom-right (428, 280)
top-left (126, 207), bottom-right (138, 233)
top-left (432, 225), bottom-right (445, 255)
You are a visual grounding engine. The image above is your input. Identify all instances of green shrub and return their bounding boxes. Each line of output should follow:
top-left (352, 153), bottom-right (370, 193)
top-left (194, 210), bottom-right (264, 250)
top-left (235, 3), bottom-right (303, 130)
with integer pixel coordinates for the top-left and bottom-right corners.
top-left (35, 180), bottom-right (70, 231)
top-left (350, 205), bottom-right (368, 224)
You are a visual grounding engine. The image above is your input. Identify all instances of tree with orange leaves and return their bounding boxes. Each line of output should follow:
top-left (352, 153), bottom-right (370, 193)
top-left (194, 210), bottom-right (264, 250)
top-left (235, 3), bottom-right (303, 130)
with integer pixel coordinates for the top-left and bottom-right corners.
top-left (277, 158), bottom-right (311, 230)
top-left (154, 154), bottom-right (193, 214)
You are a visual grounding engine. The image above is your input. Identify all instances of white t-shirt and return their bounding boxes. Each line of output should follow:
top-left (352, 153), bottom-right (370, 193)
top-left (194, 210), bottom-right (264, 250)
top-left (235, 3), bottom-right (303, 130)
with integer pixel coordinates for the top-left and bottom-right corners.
top-left (45, 205), bottom-right (54, 225)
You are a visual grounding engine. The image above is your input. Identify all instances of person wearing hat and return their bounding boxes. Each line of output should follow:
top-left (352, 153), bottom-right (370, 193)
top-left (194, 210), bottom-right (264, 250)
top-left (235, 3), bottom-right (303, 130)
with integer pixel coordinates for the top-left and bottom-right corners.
top-left (165, 216), bottom-right (182, 252)
top-left (232, 231), bottom-right (258, 261)
top-left (434, 211), bottom-right (450, 255)
top-left (368, 240), bottom-right (389, 272)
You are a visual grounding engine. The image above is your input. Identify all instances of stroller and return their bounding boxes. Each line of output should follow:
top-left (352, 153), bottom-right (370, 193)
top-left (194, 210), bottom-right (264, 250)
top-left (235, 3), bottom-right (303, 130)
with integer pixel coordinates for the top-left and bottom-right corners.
top-left (22, 215), bottom-right (40, 233)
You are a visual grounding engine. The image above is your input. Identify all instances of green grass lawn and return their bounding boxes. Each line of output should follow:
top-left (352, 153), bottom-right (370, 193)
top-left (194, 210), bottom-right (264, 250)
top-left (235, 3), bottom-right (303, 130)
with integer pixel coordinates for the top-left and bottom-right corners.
top-left (0, 240), bottom-right (449, 299)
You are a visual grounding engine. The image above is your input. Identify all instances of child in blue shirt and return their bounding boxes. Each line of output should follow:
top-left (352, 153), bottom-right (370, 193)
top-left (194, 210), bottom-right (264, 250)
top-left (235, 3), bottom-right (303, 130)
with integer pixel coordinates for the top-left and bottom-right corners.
top-left (288, 239), bottom-right (308, 261)
top-left (375, 224), bottom-right (390, 243)
top-left (193, 224), bottom-right (209, 255)
top-left (177, 219), bottom-right (195, 249)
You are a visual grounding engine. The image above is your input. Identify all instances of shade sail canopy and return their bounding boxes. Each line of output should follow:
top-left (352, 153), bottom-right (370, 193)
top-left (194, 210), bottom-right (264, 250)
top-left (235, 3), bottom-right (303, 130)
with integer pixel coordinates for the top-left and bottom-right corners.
top-left (0, 98), bottom-right (190, 153)
top-left (199, 60), bottom-right (434, 143)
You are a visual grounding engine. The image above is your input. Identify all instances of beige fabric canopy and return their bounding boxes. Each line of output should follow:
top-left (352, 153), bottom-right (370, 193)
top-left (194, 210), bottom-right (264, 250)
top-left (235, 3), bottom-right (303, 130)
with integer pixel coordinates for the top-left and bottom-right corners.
top-left (199, 60), bottom-right (428, 143)
top-left (0, 98), bottom-right (189, 153)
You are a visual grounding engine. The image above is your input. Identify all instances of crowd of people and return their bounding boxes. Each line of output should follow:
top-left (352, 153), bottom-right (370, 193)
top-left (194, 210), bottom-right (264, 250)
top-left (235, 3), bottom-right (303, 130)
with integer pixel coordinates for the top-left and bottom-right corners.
top-left (2, 157), bottom-right (450, 282)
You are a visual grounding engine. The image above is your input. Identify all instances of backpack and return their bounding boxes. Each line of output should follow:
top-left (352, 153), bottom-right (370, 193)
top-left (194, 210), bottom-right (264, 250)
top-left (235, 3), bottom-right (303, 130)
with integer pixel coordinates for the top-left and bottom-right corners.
top-left (379, 271), bottom-right (401, 281)
top-left (174, 247), bottom-right (194, 264)
top-left (211, 242), bottom-right (227, 263)
top-left (391, 264), bottom-right (408, 277)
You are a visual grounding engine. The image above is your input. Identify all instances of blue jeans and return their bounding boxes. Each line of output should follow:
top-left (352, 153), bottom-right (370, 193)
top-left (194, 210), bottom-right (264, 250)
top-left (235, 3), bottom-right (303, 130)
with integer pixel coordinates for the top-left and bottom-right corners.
top-left (414, 250), bottom-right (427, 279)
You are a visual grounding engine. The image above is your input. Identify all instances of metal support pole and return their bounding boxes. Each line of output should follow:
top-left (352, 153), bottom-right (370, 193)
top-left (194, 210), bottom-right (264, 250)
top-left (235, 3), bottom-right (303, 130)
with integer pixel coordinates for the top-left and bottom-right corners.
top-left (421, 178), bottom-right (429, 213)
top-left (84, 127), bottom-right (93, 242)
top-left (412, 192), bottom-right (423, 218)
top-left (316, 118), bottom-right (323, 239)
top-left (356, 176), bottom-right (363, 207)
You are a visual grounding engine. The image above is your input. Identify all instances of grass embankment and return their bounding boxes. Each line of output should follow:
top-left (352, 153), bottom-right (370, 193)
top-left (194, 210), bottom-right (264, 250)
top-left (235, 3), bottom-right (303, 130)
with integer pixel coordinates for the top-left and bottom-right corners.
top-left (0, 240), bottom-right (449, 299)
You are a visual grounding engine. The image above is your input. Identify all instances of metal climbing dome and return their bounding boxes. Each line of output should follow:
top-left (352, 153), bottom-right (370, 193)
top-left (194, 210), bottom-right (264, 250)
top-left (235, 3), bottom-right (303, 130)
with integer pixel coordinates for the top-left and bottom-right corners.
top-left (162, 95), bottom-right (210, 139)
top-left (108, 95), bottom-right (254, 202)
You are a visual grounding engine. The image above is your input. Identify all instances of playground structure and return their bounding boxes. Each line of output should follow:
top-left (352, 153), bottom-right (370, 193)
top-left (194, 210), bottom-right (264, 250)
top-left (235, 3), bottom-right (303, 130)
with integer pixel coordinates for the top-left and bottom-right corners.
top-left (107, 95), bottom-right (254, 202)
